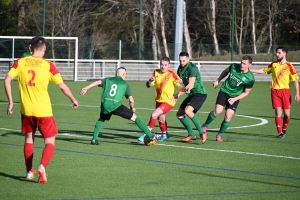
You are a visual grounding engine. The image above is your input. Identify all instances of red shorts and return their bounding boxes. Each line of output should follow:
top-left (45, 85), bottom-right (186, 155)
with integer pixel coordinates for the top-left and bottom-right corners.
top-left (21, 115), bottom-right (58, 138)
top-left (156, 102), bottom-right (174, 114)
top-left (271, 89), bottom-right (291, 109)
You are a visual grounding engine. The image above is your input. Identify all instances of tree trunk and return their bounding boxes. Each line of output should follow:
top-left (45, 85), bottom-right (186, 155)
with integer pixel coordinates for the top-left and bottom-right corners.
top-left (251, 0), bottom-right (257, 54)
top-left (209, 0), bottom-right (220, 55)
top-left (158, 0), bottom-right (169, 58)
top-left (183, 1), bottom-right (192, 57)
top-left (152, 0), bottom-right (158, 60)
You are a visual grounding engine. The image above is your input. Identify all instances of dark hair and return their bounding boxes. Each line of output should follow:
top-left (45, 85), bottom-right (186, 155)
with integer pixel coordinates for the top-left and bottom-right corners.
top-left (179, 52), bottom-right (189, 57)
top-left (30, 36), bottom-right (46, 52)
top-left (118, 67), bottom-right (126, 71)
top-left (241, 55), bottom-right (253, 64)
top-left (160, 56), bottom-right (170, 64)
top-left (276, 46), bottom-right (288, 54)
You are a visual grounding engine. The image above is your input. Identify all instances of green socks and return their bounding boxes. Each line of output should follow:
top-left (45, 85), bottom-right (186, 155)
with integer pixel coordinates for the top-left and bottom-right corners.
top-left (178, 116), bottom-right (195, 136)
top-left (217, 120), bottom-right (230, 136)
top-left (93, 119), bottom-right (104, 140)
top-left (135, 117), bottom-right (153, 137)
top-left (203, 111), bottom-right (217, 127)
top-left (191, 115), bottom-right (203, 134)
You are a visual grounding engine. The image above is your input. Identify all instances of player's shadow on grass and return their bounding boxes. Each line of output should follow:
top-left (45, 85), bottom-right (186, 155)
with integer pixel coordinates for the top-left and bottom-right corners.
top-left (184, 170), bottom-right (300, 189)
top-left (57, 129), bottom-right (146, 145)
top-left (206, 130), bottom-right (276, 138)
top-left (0, 172), bottom-right (34, 183)
top-left (0, 131), bottom-right (22, 137)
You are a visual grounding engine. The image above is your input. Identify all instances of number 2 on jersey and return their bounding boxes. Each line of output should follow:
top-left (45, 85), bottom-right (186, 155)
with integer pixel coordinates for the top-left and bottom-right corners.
top-left (27, 70), bottom-right (36, 86)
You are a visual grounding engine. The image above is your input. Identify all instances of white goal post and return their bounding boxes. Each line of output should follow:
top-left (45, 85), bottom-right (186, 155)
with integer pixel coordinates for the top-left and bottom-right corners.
top-left (0, 36), bottom-right (79, 81)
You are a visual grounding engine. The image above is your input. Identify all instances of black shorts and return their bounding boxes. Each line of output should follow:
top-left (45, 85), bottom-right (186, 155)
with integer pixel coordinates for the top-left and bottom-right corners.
top-left (216, 91), bottom-right (240, 112)
top-left (100, 105), bottom-right (133, 121)
top-left (180, 93), bottom-right (207, 113)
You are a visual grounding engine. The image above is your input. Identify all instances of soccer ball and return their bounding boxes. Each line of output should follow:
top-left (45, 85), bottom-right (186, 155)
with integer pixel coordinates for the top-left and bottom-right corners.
top-left (144, 135), bottom-right (157, 146)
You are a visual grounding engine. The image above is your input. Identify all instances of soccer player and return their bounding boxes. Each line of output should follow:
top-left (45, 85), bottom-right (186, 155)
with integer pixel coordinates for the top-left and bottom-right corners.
top-left (175, 52), bottom-right (208, 144)
top-left (80, 67), bottom-right (158, 145)
top-left (22, 51), bottom-right (32, 57)
top-left (251, 47), bottom-right (299, 138)
top-left (4, 36), bottom-right (79, 184)
top-left (201, 55), bottom-right (255, 142)
top-left (137, 57), bottom-right (185, 142)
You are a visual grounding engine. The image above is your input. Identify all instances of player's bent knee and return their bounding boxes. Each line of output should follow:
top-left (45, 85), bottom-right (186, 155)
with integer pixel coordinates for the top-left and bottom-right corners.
top-left (131, 113), bottom-right (137, 121)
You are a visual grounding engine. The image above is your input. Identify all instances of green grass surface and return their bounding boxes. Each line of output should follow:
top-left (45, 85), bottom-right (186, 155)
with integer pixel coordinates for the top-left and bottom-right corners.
top-left (0, 81), bottom-right (300, 200)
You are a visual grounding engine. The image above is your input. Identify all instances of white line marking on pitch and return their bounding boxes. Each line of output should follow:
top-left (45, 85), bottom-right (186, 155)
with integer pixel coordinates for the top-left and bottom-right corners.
top-left (59, 132), bottom-right (300, 160)
top-left (1, 127), bottom-right (299, 160)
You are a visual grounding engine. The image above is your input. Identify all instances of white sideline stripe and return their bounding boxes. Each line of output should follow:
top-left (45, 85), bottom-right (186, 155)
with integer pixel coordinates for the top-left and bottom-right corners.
top-left (1, 128), bottom-right (299, 160)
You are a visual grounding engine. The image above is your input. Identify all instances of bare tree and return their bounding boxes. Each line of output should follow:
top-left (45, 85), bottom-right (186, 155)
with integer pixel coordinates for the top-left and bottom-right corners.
top-left (183, 1), bottom-right (192, 57)
top-left (207, 0), bottom-right (220, 55)
top-left (251, 0), bottom-right (257, 54)
top-left (158, 0), bottom-right (169, 57)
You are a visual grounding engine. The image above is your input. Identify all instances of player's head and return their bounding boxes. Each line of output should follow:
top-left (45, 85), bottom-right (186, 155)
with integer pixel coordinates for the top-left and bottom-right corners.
top-left (30, 36), bottom-right (46, 56)
top-left (240, 55), bottom-right (252, 72)
top-left (276, 46), bottom-right (288, 61)
top-left (179, 52), bottom-right (189, 67)
top-left (116, 67), bottom-right (127, 79)
top-left (160, 56), bottom-right (170, 73)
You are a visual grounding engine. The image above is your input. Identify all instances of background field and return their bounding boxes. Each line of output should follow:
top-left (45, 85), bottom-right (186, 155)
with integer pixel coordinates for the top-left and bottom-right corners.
top-left (0, 80), bottom-right (300, 200)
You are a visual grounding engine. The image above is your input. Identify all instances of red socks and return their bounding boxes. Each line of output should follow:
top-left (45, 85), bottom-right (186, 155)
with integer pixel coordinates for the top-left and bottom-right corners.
top-left (40, 143), bottom-right (55, 168)
top-left (283, 117), bottom-right (290, 131)
top-left (159, 121), bottom-right (167, 134)
top-left (275, 117), bottom-right (282, 134)
top-left (24, 143), bottom-right (34, 172)
top-left (147, 118), bottom-right (156, 129)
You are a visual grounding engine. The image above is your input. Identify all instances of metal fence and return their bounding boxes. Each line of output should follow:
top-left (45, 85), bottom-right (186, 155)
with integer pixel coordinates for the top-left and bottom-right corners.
top-left (1, 58), bottom-right (300, 82)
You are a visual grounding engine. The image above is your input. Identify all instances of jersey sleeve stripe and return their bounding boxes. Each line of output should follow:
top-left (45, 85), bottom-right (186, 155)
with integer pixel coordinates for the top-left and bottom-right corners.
top-left (286, 62), bottom-right (297, 75)
top-left (48, 61), bottom-right (60, 75)
top-left (168, 69), bottom-right (179, 80)
top-left (12, 60), bottom-right (19, 69)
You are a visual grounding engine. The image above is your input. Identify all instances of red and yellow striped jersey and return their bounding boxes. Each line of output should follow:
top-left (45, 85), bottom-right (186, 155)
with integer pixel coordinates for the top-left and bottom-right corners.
top-left (150, 69), bottom-right (181, 106)
top-left (8, 56), bottom-right (63, 117)
top-left (263, 61), bottom-right (298, 89)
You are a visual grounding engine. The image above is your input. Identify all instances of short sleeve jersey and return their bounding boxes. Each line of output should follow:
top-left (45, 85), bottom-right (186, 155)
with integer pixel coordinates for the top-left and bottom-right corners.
top-left (150, 69), bottom-right (181, 106)
top-left (220, 63), bottom-right (255, 97)
top-left (263, 61), bottom-right (298, 89)
top-left (8, 56), bottom-right (63, 117)
top-left (177, 62), bottom-right (207, 96)
top-left (99, 76), bottom-right (132, 114)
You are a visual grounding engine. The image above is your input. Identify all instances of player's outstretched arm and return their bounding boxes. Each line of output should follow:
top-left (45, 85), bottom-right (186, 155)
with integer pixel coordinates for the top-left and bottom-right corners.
top-left (80, 80), bottom-right (102, 95)
top-left (57, 82), bottom-right (78, 108)
top-left (4, 75), bottom-right (13, 115)
top-left (250, 68), bottom-right (265, 74)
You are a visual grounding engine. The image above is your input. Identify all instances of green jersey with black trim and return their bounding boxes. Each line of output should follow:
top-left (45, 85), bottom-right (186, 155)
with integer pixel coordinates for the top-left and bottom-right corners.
top-left (177, 62), bottom-right (207, 96)
top-left (220, 63), bottom-right (255, 97)
top-left (99, 76), bottom-right (132, 114)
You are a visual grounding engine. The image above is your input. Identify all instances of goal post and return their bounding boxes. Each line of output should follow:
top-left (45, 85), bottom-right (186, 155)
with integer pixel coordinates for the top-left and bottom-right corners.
top-left (0, 36), bottom-right (79, 81)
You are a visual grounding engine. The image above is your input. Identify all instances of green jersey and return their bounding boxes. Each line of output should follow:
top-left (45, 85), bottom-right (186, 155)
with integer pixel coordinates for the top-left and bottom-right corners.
top-left (177, 62), bottom-right (207, 96)
top-left (220, 63), bottom-right (255, 97)
top-left (99, 76), bottom-right (132, 114)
